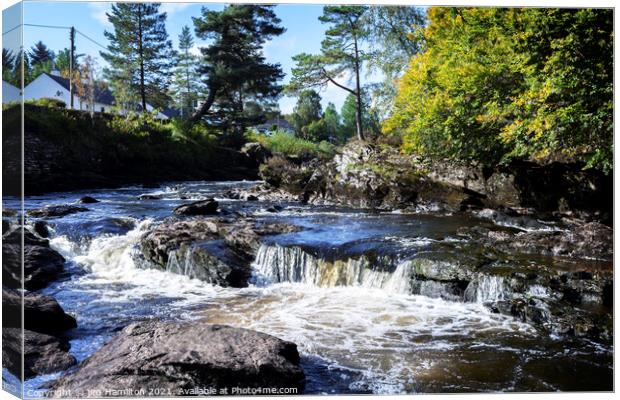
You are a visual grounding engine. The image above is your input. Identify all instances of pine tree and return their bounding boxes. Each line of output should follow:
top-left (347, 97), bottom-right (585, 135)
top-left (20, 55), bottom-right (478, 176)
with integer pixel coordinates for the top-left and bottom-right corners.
top-left (170, 26), bottom-right (200, 117)
top-left (190, 4), bottom-right (285, 130)
top-left (288, 6), bottom-right (368, 140)
top-left (101, 2), bottom-right (173, 111)
top-left (29, 41), bottom-right (54, 65)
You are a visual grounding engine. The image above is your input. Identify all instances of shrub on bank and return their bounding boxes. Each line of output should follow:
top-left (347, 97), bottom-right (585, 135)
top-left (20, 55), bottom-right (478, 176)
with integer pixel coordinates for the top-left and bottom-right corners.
top-left (246, 128), bottom-right (335, 158)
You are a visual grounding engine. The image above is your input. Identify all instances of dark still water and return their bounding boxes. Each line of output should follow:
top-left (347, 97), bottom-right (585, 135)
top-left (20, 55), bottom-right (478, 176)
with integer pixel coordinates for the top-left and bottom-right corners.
top-left (3, 181), bottom-right (613, 395)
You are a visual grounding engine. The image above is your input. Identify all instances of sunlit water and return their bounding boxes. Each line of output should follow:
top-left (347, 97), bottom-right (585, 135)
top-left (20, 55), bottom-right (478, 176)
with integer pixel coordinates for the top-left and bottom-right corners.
top-left (2, 181), bottom-right (613, 395)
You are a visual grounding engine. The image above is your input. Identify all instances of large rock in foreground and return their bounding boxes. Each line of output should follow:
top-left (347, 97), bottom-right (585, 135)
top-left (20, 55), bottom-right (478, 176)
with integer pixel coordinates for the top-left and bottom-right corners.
top-left (48, 321), bottom-right (305, 397)
top-left (3, 287), bottom-right (77, 336)
top-left (2, 228), bottom-right (66, 290)
top-left (3, 328), bottom-right (77, 379)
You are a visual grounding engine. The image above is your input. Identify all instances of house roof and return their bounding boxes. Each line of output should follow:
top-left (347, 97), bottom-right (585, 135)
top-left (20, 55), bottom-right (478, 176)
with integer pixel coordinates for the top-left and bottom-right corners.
top-left (43, 72), bottom-right (115, 105)
top-left (255, 118), bottom-right (293, 131)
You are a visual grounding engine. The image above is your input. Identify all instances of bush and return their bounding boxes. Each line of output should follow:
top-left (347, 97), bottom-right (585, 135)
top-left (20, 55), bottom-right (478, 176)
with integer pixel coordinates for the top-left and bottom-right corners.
top-left (28, 98), bottom-right (67, 109)
top-left (245, 128), bottom-right (335, 158)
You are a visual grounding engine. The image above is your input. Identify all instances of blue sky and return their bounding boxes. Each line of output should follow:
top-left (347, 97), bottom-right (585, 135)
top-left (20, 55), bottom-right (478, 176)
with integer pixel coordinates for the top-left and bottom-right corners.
top-left (17, 1), bottom-right (384, 113)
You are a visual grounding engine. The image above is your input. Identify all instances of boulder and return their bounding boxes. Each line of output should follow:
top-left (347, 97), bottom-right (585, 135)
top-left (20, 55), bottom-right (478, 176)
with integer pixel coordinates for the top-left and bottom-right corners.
top-left (3, 328), bottom-right (77, 379)
top-left (3, 228), bottom-right (66, 290)
top-left (33, 220), bottom-right (50, 238)
top-left (241, 142), bottom-right (272, 165)
top-left (3, 287), bottom-right (77, 335)
top-left (27, 205), bottom-right (89, 218)
top-left (48, 321), bottom-right (304, 397)
top-left (173, 199), bottom-right (219, 215)
top-left (138, 218), bottom-right (300, 287)
top-left (77, 196), bottom-right (100, 204)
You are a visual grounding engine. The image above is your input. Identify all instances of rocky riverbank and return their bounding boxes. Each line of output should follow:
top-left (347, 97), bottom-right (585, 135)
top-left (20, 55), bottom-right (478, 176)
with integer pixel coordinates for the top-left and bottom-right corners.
top-left (252, 140), bottom-right (612, 224)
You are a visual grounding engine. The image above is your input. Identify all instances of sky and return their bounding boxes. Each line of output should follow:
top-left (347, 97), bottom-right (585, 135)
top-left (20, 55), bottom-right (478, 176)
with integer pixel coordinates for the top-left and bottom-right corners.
top-left (12, 1), bottom-right (387, 114)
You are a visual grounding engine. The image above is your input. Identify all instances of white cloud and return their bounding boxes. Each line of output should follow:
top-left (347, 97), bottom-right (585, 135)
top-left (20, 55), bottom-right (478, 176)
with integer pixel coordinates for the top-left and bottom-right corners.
top-left (263, 35), bottom-right (298, 59)
top-left (160, 3), bottom-right (192, 16)
top-left (89, 3), bottom-right (112, 28)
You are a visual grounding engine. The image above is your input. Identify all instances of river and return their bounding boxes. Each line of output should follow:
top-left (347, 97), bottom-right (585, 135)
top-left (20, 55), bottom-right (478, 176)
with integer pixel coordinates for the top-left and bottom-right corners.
top-left (3, 181), bottom-right (613, 395)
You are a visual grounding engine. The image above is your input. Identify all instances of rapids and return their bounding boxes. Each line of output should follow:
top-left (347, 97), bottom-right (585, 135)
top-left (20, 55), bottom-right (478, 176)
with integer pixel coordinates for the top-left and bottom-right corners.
top-left (2, 180), bottom-right (613, 395)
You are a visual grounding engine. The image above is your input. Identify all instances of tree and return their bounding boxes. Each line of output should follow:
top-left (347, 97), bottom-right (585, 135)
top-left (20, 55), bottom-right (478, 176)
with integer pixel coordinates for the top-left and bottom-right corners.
top-left (2, 48), bottom-right (16, 85)
top-left (55, 48), bottom-right (83, 78)
top-left (341, 92), bottom-right (380, 141)
top-left (385, 7), bottom-right (613, 171)
top-left (290, 89), bottom-right (322, 137)
top-left (190, 4), bottom-right (285, 132)
top-left (322, 102), bottom-right (340, 141)
top-left (73, 55), bottom-right (100, 118)
top-left (101, 2), bottom-right (173, 111)
top-left (288, 6), bottom-right (368, 141)
top-left (29, 41), bottom-right (54, 65)
top-left (363, 6), bottom-right (426, 118)
top-left (169, 26), bottom-right (201, 117)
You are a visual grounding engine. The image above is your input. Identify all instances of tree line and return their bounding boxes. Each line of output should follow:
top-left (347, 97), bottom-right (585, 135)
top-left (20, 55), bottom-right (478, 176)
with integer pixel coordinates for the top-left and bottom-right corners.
top-left (384, 7), bottom-right (613, 172)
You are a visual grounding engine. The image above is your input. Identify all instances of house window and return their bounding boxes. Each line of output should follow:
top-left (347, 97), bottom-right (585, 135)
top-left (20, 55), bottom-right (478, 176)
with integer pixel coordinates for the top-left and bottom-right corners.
top-left (101, 106), bottom-right (105, 113)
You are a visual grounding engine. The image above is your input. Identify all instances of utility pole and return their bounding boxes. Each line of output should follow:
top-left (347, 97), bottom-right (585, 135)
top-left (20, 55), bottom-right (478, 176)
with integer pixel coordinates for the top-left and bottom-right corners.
top-left (69, 26), bottom-right (75, 109)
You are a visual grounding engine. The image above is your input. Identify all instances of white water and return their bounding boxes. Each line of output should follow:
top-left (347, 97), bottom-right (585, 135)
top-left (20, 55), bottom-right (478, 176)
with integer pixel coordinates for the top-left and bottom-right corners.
top-left (252, 244), bottom-right (412, 294)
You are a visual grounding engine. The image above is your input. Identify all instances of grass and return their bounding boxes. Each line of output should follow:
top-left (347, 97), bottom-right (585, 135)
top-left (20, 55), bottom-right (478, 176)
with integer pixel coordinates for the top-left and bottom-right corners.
top-left (245, 128), bottom-right (336, 158)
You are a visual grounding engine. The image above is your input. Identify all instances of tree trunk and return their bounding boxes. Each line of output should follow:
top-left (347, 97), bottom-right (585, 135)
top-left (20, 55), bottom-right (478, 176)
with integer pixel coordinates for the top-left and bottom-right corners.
top-left (189, 86), bottom-right (217, 124)
top-left (185, 48), bottom-right (191, 116)
top-left (353, 34), bottom-right (365, 141)
top-left (138, 5), bottom-right (146, 113)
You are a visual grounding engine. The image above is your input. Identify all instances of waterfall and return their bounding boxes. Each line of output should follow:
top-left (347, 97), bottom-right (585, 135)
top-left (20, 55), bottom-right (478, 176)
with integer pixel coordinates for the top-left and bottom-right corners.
top-left (465, 275), bottom-right (509, 303)
top-left (252, 244), bottom-right (412, 294)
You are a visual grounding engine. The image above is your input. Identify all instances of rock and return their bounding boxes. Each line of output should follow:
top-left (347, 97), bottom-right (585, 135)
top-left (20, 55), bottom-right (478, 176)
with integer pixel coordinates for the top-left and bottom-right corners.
top-left (3, 208), bottom-right (18, 217)
top-left (3, 328), bottom-right (77, 379)
top-left (241, 142), bottom-right (272, 165)
top-left (173, 198), bottom-right (219, 215)
top-left (27, 205), bottom-right (89, 218)
top-left (245, 194), bottom-right (259, 201)
top-left (2, 219), bottom-right (10, 234)
top-left (77, 196), bottom-right (100, 204)
top-left (138, 194), bottom-right (163, 200)
top-left (3, 287), bottom-right (77, 336)
top-left (48, 321), bottom-right (304, 396)
top-left (33, 220), bottom-right (49, 238)
top-left (3, 228), bottom-right (66, 290)
top-left (138, 218), bottom-right (300, 287)
top-left (266, 205), bottom-right (284, 213)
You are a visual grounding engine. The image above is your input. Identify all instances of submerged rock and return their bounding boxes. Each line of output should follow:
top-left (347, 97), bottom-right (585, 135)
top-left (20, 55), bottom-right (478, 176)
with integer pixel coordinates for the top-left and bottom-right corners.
top-left (3, 328), bottom-right (77, 379)
top-left (173, 198), bottom-right (219, 215)
top-left (48, 321), bottom-right (304, 397)
top-left (27, 204), bottom-right (89, 218)
top-left (77, 196), bottom-right (100, 204)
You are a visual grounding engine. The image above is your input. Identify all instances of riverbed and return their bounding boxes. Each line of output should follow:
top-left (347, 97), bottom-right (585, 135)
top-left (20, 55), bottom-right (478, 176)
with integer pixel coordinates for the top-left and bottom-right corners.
top-left (4, 181), bottom-right (613, 394)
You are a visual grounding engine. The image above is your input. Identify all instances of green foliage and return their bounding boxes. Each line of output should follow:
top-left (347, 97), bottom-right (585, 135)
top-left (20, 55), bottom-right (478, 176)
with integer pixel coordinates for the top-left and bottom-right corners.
top-left (246, 128), bottom-right (335, 157)
top-left (341, 93), bottom-right (381, 141)
top-left (191, 5), bottom-right (284, 129)
top-left (363, 6), bottom-right (426, 118)
top-left (29, 41), bottom-right (54, 65)
top-left (101, 2), bottom-right (173, 111)
top-left (169, 26), bottom-right (201, 117)
top-left (386, 7), bottom-right (613, 171)
top-left (26, 98), bottom-right (67, 109)
top-left (291, 89), bottom-right (322, 137)
top-left (288, 6), bottom-right (368, 140)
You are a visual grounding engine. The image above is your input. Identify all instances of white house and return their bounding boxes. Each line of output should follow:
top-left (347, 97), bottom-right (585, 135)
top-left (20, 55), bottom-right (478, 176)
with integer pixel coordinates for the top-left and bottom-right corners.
top-left (23, 71), bottom-right (174, 120)
top-left (2, 80), bottom-right (21, 103)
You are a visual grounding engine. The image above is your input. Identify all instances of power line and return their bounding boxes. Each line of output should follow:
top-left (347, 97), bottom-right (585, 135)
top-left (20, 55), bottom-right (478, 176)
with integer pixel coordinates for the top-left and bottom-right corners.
top-left (2, 24), bottom-right (21, 36)
top-left (75, 29), bottom-right (108, 51)
top-left (24, 23), bottom-right (72, 30)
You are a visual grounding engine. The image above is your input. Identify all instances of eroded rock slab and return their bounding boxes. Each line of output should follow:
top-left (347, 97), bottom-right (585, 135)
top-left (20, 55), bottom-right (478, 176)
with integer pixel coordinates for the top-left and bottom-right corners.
top-left (48, 321), bottom-right (304, 397)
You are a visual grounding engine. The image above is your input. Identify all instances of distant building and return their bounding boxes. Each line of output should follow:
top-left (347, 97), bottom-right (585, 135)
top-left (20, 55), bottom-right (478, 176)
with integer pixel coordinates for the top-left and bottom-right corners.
top-left (2, 80), bottom-right (21, 103)
top-left (23, 71), bottom-right (174, 119)
top-left (253, 118), bottom-right (294, 135)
